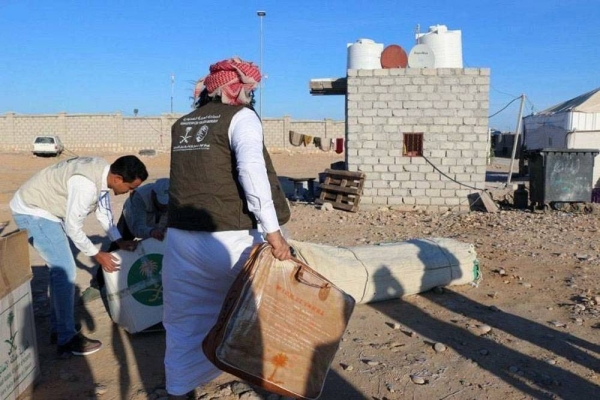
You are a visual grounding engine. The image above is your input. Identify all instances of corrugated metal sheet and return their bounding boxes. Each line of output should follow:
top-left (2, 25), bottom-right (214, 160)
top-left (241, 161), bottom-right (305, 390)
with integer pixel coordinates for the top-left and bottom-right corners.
top-left (524, 88), bottom-right (600, 188)
top-left (571, 111), bottom-right (600, 131)
top-left (539, 87), bottom-right (600, 114)
top-left (523, 89), bottom-right (600, 151)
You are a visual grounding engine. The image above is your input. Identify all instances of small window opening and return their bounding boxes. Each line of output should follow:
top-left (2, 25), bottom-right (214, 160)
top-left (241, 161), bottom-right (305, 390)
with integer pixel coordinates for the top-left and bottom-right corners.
top-left (403, 132), bottom-right (423, 157)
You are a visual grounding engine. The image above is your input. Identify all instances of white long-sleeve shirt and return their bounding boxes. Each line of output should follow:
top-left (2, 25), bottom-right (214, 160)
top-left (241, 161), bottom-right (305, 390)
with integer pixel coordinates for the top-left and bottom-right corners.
top-left (10, 165), bottom-right (121, 256)
top-left (229, 108), bottom-right (281, 234)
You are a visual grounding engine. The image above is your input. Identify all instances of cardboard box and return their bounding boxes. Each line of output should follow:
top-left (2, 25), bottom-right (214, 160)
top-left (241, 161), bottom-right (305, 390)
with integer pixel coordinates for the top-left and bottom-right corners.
top-left (103, 238), bottom-right (165, 334)
top-left (0, 230), bottom-right (39, 400)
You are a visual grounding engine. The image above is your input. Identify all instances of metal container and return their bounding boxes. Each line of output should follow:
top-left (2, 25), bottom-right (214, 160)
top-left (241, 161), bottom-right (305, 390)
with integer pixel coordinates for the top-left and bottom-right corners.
top-left (513, 184), bottom-right (529, 209)
top-left (527, 148), bottom-right (599, 207)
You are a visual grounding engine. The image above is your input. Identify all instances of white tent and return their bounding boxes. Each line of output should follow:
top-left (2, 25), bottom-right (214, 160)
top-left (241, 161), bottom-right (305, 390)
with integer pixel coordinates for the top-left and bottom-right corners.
top-left (523, 88), bottom-right (600, 188)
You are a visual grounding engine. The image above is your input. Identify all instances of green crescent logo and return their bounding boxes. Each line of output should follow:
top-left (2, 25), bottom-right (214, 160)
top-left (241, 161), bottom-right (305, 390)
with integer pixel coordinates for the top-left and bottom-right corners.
top-left (127, 254), bottom-right (163, 306)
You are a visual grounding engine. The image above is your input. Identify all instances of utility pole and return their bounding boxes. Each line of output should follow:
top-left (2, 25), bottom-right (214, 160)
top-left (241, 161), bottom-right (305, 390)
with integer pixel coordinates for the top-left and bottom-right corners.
top-left (170, 73), bottom-right (175, 114)
top-left (257, 10), bottom-right (266, 120)
top-left (507, 94), bottom-right (526, 185)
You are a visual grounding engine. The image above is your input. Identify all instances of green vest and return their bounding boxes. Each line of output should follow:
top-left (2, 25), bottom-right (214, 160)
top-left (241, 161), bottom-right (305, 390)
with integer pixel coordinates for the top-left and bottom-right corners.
top-left (168, 102), bottom-right (290, 232)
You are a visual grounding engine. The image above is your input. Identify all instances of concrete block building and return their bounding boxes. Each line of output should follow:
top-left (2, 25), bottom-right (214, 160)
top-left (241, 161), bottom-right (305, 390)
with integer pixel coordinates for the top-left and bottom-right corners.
top-left (345, 67), bottom-right (490, 212)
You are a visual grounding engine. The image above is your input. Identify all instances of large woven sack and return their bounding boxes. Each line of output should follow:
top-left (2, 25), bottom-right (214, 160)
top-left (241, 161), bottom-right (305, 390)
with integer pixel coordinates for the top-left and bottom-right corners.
top-left (203, 243), bottom-right (355, 399)
top-left (104, 238), bottom-right (165, 333)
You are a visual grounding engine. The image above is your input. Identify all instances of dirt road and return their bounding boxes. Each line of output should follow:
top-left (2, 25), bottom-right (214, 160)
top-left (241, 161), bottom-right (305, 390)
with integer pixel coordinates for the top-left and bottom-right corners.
top-left (1, 150), bottom-right (599, 400)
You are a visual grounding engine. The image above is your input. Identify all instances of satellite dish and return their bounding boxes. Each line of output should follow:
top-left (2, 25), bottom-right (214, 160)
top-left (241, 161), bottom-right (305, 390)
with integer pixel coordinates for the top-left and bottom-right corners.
top-left (408, 44), bottom-right (435, 68)
top-left (380, 44), bottom-right (408, 68)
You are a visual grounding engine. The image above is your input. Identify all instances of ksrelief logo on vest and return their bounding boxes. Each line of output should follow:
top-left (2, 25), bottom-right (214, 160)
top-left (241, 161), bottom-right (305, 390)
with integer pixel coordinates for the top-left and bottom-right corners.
top-left (180, 127), bottom-right (192, 144)
top-left (196, 125), bottom-right (209, 142)
top-left (174, 118), bottom-right (212, 152)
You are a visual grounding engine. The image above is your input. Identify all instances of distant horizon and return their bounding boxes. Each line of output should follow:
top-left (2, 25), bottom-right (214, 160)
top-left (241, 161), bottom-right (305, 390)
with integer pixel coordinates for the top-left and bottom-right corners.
top-left (0, 109), bottom-right (523, 134)
top-left (0, 109), bottom-right (343, 122)
top-left (0, 106), bottom-right (544, 136)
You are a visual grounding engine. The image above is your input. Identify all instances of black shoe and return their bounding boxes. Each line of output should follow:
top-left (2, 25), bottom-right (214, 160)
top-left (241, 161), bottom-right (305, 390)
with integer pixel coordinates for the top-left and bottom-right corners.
top-left (50, 323), bottom-right (82, 345)
top-left (57, 333), bottom-right (102, 357)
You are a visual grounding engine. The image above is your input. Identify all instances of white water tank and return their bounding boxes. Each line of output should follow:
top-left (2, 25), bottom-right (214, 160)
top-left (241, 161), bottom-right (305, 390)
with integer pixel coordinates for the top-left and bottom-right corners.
top-left (408, 44), bottom-right (436, 68)
top-left (416, 25), bottom-right (463, 68)
top-left (347, 38), bottom-right (384, 70)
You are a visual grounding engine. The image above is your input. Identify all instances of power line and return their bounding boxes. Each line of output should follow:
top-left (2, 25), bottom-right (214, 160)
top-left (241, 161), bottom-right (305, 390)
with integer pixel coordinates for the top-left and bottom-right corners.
top-left (489, 96), bottom-right (521, 119)
top-left (422, 155), bottom-right (482, 191)
top-left (490, 84), bottom-right (518, 98)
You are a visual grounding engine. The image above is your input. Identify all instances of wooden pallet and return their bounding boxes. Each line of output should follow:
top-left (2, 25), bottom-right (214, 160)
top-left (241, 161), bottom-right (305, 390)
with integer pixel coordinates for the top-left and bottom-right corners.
top-left (315, 169), bottom-right (366, 212)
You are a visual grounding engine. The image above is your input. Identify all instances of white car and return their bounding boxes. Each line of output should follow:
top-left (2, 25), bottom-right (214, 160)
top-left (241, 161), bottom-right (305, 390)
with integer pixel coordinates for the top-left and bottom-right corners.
top-left (33, 135), bottom-right (64, 157)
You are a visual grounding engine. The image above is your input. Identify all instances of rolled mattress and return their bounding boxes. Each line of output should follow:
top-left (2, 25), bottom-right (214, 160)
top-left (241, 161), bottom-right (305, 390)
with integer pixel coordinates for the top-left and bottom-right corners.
top-left (288, 238), bottom-right (480, 304)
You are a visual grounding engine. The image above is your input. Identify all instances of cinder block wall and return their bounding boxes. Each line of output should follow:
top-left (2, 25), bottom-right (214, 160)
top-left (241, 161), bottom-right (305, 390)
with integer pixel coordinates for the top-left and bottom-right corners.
top-left (346, 68), bottom-right (490, 212)
top-left (269, 117), bottom-right (345, 152)
top-left (0, 113), bottom-right (344, 154)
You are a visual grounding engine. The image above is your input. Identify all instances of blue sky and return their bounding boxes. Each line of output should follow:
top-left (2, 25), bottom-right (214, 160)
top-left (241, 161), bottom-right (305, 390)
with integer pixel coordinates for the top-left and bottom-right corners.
top-left (2, 0), bottom-right (599, 132)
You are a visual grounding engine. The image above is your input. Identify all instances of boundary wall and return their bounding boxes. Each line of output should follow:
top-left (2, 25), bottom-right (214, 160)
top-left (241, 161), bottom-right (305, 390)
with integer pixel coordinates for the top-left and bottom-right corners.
top-left (0, 112), bottom-right (344, 154)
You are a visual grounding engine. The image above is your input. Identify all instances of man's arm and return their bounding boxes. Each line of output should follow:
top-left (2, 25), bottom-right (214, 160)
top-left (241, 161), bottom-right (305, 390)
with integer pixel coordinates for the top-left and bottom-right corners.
top-left (95, 190), bottom-right (121, 242)
top-left (65, 176), bottom-right (107, 256)
top-left (230, 108), bottom-right (292, 261)
top-left (97, 188), bottom-right (139, 253)
top-left (65, 176), bottom-right (121, 272)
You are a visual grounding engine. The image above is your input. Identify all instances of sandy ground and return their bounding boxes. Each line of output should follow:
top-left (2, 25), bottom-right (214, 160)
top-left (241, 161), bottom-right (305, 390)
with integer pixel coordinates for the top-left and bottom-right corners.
top-left (1, 150), bottom-right (599, 400)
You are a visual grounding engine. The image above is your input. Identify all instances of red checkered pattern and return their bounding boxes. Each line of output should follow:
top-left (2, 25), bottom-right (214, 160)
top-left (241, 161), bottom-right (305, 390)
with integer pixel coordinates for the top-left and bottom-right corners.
top-left (202, 57), bottom-right (261, 106)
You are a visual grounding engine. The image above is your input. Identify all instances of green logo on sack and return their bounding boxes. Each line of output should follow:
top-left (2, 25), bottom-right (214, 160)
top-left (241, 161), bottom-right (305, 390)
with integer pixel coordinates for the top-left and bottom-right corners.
top-left (3, 311), bottom-right (17, 356)
top-left (127, 254), bottom-right (163, 306)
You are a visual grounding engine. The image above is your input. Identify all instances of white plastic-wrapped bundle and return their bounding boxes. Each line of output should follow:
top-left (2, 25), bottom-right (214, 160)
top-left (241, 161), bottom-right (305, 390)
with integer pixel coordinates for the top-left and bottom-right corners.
top-left (104, 238), bottom-right (165, 333)
top-left (289, 237), bottom-right (480, 304)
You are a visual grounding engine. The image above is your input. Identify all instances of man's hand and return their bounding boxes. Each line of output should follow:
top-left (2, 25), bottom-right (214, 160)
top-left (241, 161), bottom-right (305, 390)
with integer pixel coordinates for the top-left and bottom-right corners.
top-left (266, 231), bottom-right (293, 261)
top-left (149, 228), bottom-right (165, 241)
top-left (116, 239), bottom-right (138, 252)
top-left (94, 251), bottom-right (121, 273)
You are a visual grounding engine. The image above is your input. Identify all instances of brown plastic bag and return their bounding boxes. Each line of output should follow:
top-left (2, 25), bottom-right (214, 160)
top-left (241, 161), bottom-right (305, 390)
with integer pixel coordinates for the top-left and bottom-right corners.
top-left (203, 243), bottom-right (355, 399)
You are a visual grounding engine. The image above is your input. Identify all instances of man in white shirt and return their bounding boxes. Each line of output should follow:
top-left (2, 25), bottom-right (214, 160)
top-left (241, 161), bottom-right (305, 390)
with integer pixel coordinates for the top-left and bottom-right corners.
top-left (10, 155), bottom-right (148, 357)
top-left (163, 57), bottom-right (292, 398)
top-left (94, 178), bottom-right (169, 291)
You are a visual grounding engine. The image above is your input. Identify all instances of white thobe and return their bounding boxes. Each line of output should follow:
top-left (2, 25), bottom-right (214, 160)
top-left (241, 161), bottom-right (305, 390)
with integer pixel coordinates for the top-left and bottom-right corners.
top-left (163, 107), bottom-right (285, 395)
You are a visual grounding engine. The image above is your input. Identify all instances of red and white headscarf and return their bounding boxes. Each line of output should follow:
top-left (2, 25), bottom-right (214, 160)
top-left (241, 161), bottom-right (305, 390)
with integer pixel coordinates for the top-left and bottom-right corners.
top-left (194, 57), bottom-right (261, 106)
